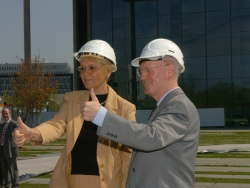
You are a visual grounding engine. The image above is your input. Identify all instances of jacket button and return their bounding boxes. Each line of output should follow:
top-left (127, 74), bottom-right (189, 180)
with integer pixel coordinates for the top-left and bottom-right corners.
top-left (132, 168), bottom-right (135, 172)
top-left (100, 164), bottom-right (104, 168)
top-left (101, 177), bottom-right (105, 181)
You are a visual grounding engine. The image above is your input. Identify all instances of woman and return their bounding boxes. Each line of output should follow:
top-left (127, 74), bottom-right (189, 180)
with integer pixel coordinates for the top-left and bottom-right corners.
top-left (13, 40), bottom-right (136, 188)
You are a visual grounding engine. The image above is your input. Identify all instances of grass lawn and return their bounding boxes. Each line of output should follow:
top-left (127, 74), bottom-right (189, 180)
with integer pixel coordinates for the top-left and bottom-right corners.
top-left (197, 152), bottom-right (250, 158)
top-left (20, 185), bottom-right (49, 188)
top-left (19, 131), bottom-right (250, 186)
top-left (195, 177), bottom-right (250, 184)
top-left (36, 174), bottom-right (52, 178)
top-left (20, 139), bottom-right (65, 157)
top-left (196, 171), bottom-right (250, 175)
top-left (199, 132), bottom-right (250, 145)
top-left (23, 139), bottom-right (66, 146)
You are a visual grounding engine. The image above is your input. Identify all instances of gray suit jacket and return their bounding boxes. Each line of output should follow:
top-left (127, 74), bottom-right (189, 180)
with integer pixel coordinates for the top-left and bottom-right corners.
top-left (0, 119), bottom-right (19, 158)
top-left (97, 88), bottom-right (200, 188)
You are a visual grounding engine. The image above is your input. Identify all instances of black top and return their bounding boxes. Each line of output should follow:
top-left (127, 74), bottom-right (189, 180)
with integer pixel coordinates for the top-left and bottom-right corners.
top-left (71, 94), bottom-right (107, 175)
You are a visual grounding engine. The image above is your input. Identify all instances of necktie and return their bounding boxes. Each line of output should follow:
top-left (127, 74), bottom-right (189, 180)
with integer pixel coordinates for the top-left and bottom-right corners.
top-left (0, 122), bottom-right (8, 145)
top-left (148, 105), bottom-right (157, 120)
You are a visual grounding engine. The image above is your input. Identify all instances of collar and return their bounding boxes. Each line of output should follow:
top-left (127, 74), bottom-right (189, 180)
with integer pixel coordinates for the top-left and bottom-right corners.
top-left (5, 118), bottom-right (11, 124)
top-left (157, 87), bottom-right (180, 106)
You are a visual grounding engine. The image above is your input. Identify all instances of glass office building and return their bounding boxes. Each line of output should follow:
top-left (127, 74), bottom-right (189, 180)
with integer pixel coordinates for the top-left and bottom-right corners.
top-left (73, 0), bottom-right (250, 120)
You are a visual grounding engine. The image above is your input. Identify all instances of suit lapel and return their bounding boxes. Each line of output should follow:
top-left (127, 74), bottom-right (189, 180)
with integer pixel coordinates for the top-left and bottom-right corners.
top-left (148, 88), bottom-right (184, 123)
top-left (0, 123), bottom-right (4, 133)
top-left (104, 86), bottom-right (118, 114)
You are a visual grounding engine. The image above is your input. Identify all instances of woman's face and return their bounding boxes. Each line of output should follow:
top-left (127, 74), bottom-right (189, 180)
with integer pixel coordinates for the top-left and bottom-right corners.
top-left (79, 58), bottom-right (109, 94)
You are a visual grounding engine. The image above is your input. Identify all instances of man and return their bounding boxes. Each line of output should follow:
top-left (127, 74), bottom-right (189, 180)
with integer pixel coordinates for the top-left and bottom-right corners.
top-left (0, 108), bottom-right (19, 188)
top-left (81, 38), bottom-right (200, 187)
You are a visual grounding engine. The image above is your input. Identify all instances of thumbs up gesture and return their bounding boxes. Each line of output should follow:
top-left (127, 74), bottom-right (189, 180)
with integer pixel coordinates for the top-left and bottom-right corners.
top-left (12, 117), bottom-right (32, 147)
top-left (81, 88), bottom-right (101, 121)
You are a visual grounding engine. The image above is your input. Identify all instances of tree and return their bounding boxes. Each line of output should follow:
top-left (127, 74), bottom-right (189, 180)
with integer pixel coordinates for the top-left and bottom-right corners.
top-left (3, 54), bottom-right (60, 127)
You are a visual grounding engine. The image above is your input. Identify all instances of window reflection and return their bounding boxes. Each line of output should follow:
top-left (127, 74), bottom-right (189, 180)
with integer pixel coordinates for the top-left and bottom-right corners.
top-left (232, 55), bottom-right (250, 77)
top-left (207, 56), bottom-right (231, 79)
top-left (92, 20), bottom-right (112, 40)
top-left (113, 0), bottom-right (130, 19)
top-left (206, 11), bottom-right (230, 34)
top-left (91, 0), bottom-right (111, 20)
top-left (158, 15), bottom-right (181, 36)
top-left (231, 9), bottom-right (250, 32)
top-left (231, 0), bottom-right (250, 9)
top-left (113, 39), bottom-right (131, 62)
top-left (232, 32), bottom-right (250, 55)
top-left (182, 0), bottom-right (205, 13)
top-left (206, 0), bottom-right (230, 11)
top-left (182, 79), bottom-right (207, 108)
top-left (183, 57), bottom-right (206, 79)
top-left (113, 19), bottom-right (131, 40)
top-left (135, 2), bottom-right (157, 17)
top-left (158, 0), bottom-right (181, 15)
top-left (182, 35), bottom-right (206, 57)
top-left (182, 12), bottom-right (205, 35)
top-left (207, 79), bottom-right (232, 108)
top-left (233, 78), bottom-right (250, 108)
top-left (207, 33), bottom-right (231, 56)
top-left (135, 16), bottom-right (157, 38)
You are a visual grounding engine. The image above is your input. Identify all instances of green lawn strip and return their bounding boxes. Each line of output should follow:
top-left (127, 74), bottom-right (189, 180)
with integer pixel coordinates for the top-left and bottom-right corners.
top-left (44, 139), bottom-right (66, 145)
top-left (195, 177), bottom-right (250, 184)
top-left (20, 149), bottom-right (62, 151)
top-left (35, 174), bottom-right (52, 179)
top-left (23, 139), bottom-right (66, 146)
top-left (19, 148), bottom-right (62, 157)
top-left (196, 164), bottom-right (249, 167)
top-left (197, 152), bottom-right (250, 158)
top-left (199, 132), bottom-right (250, 145)
top-left (195, 171), bottom-right (250, 175)
top-left (19, 184), bottom-right (49, 188)
top-left (19, 151), bottom-right (51, 157)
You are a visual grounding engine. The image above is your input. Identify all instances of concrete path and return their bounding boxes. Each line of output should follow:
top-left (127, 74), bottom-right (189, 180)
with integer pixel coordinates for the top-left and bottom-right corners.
top-left (18, 155), bottom-right (60, 177)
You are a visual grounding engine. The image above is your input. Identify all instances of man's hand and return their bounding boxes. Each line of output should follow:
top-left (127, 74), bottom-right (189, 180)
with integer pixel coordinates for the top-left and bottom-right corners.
top-left (81, 88), bottom-right (101, 121)
top-left (12, 117), bottom-right (32, 147)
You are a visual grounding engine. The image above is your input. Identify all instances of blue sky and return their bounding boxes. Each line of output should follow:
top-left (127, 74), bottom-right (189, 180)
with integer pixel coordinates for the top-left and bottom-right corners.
top-left (0, 1), bottom-right (73, 67)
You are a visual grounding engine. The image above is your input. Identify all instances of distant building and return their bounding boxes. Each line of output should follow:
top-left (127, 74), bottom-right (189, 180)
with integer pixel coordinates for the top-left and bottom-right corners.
top-left (0, 62), bottom-right (73, 95)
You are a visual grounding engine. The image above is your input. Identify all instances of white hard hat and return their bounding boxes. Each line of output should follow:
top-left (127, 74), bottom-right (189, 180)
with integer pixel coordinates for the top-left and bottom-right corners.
top-left (131, 38), bottom-right (185, 73)
top-left (74, 39), bottom-right (117, 72)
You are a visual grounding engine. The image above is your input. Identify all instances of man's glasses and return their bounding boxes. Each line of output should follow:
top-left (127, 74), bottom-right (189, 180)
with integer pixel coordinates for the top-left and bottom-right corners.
top-left (77, 65), bottom-right (102, 72)
top-left (137, 64), bottom-right (169, 77)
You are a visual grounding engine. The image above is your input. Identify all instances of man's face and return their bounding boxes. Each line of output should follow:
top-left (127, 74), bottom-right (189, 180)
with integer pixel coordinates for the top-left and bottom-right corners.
top-left (139, 60), bottom-right (171, 101)
top-left (2, 109), bottom-right (11, 122)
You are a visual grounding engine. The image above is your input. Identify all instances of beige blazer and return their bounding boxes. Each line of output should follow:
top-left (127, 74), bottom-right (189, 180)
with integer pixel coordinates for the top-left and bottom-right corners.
top-left (35, 86), bottom-right (136, 188)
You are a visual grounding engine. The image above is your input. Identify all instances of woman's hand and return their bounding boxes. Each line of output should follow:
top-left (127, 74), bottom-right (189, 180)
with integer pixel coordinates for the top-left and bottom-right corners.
top-left (81, 88), bottom-right (101, 121)
top-left (12, 117), bottom-right (32, 147)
